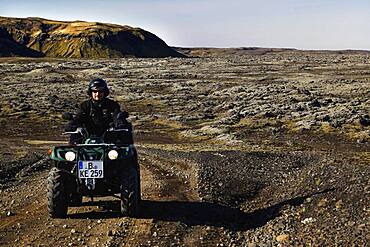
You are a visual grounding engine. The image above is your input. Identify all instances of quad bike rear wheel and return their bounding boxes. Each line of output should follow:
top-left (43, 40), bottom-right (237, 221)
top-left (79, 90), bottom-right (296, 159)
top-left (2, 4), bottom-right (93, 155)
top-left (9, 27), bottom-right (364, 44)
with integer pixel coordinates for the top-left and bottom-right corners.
top-left (120, 167), bottom-right (139, 216)
top-left (47, 167), bottom-right (68, 218)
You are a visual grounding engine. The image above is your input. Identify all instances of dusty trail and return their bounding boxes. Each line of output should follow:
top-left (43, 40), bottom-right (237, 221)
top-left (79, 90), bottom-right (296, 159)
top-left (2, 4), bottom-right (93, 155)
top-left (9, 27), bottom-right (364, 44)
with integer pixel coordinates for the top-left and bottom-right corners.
top-left (0, 147), bottom-right (203, 247)
top-left (1, 141), bottom-right (368, 246)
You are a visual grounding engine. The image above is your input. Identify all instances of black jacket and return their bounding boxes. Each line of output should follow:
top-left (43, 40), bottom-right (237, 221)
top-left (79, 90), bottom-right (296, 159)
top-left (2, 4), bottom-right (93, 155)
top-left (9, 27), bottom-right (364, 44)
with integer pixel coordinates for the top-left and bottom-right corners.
top-left (74, 98), bottom-right (121, 136)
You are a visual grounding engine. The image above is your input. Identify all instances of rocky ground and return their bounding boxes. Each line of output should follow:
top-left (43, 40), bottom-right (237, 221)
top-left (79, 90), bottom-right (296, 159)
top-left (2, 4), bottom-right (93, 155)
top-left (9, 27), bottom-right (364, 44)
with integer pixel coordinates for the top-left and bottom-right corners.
top-left (0, 53), bottom-right (369, 246)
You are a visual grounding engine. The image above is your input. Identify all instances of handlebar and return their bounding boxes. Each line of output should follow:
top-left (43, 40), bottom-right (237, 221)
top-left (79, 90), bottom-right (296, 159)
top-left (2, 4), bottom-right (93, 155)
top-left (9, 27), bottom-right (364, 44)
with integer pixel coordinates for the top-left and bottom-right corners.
top-left (64, 127), bottom-right (131, 135)
top-left (107, 128), bottom-right (130, 132)
top-left (64, 127), bottom-right (85, 135)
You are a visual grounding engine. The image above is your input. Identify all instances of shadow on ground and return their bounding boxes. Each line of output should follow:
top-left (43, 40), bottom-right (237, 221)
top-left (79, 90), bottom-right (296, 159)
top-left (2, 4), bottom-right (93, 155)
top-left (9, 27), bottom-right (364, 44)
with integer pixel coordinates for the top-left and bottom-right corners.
top-left (68, 189), bottom-right (334, 230)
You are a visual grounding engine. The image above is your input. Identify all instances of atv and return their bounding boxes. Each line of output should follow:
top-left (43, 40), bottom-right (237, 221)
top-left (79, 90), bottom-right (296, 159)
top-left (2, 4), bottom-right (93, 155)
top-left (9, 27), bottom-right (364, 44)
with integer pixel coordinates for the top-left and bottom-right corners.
top-left (46, 112), bottom-right (140, 218)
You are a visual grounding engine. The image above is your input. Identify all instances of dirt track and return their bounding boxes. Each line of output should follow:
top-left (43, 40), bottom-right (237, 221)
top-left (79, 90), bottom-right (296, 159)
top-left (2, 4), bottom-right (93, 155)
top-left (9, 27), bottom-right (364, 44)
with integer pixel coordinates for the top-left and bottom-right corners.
top-left (0, 140), bottom-right (368, 246)
top-left (0, 145), bottom-right (199, 246)
top-left (0, 144), bottom-right (251, 246)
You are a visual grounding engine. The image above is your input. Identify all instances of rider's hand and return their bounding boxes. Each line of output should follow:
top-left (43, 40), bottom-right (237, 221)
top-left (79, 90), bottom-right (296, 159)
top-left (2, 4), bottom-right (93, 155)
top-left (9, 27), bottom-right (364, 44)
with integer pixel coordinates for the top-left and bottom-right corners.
top-left (117, 111), bottom-right (129, 120)
top-left (65, 122), bottom-right (77, 132)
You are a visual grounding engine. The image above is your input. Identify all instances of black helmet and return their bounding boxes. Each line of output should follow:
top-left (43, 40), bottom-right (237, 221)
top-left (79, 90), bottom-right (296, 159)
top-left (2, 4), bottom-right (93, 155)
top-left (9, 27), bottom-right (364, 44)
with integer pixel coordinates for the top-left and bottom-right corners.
top-left (87, 78), bottom-right (110, 97)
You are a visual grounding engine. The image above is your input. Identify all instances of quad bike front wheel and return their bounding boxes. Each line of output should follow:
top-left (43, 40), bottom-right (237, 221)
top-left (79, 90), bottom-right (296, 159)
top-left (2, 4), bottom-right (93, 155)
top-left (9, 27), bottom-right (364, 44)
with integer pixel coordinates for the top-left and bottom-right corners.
top-left (47, 167), bottom-right (68, 218)
top-left (120, 167), bottom-right (140, 216)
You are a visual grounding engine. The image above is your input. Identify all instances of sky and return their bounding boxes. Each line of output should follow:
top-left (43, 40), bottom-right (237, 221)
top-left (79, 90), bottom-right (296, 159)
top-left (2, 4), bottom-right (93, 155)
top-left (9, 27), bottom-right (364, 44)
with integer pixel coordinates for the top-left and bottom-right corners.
top-left (1, 0), bottom-right (370, 50)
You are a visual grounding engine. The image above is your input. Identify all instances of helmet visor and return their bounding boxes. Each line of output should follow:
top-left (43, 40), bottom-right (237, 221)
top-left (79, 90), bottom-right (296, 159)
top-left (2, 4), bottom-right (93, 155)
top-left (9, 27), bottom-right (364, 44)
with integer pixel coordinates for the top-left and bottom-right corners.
top-left (91, 86), bottom-right (105, 92)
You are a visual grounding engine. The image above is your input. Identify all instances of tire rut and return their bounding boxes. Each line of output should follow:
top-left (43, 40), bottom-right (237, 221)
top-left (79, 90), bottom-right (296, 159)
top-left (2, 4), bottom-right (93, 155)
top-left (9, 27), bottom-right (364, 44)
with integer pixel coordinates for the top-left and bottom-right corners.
top-left (109, 148), bottom-right (201, 246)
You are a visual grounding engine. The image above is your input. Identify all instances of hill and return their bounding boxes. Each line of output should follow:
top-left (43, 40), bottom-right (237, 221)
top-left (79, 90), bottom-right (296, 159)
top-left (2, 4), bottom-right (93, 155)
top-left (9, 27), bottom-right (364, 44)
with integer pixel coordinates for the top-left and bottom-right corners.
top-left (174, 47), bottom-right (370, 57)
top-left (0, 16), bottom-right (184, 58)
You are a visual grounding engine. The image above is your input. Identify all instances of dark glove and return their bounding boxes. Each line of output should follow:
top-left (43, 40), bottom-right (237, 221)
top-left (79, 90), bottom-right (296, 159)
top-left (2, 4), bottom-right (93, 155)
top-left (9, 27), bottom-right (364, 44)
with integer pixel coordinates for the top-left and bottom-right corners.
top-left (117, 111), bottom-right (129, 120)
top-left (65, 121), bottom-right (77, 132)
top-left (115, 111), bottom-right (129, 129)
top-left (115, 119), bottom-right (129, 129)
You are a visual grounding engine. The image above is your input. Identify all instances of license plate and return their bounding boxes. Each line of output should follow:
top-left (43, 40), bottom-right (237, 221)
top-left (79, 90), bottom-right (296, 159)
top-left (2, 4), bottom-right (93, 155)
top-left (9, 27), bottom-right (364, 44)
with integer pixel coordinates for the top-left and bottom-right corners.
top-left (78, 161), bottom-right (104, 178)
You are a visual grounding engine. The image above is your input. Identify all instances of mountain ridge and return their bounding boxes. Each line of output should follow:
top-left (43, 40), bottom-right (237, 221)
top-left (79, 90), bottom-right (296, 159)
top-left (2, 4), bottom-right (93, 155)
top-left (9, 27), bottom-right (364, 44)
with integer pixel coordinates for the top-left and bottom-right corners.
top-left (0, 16), bottom-right (184, 58)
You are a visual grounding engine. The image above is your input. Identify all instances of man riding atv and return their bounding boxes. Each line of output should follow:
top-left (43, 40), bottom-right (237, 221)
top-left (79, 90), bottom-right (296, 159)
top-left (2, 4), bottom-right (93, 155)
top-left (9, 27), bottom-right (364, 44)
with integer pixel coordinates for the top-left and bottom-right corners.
top-left (47, 78), bottom-right (140, 218)
top-left (67, 78), bottom-right (130, 143)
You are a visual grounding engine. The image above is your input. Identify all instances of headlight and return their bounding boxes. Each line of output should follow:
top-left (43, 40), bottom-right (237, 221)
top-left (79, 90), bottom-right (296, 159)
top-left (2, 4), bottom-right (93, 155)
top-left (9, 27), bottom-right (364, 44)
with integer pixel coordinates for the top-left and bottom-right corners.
top-left (108, 150), bottom-right (119, 160)
top-left (65, 151), bottom-right (76, 161)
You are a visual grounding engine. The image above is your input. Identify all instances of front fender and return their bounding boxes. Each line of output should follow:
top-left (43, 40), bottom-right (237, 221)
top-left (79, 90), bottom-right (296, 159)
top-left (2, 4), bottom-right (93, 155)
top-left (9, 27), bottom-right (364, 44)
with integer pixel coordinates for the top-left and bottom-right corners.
top-left (49, 144), bottom-right (136, 162)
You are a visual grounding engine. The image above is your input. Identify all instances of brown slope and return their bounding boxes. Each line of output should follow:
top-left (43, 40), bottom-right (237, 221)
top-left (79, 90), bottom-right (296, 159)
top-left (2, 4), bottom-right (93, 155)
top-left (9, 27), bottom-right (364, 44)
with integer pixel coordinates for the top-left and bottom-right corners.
top-left (0, 16), bottom-right (185, 58)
